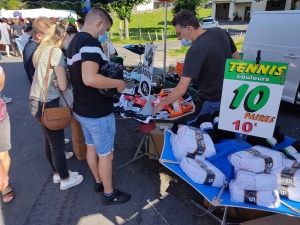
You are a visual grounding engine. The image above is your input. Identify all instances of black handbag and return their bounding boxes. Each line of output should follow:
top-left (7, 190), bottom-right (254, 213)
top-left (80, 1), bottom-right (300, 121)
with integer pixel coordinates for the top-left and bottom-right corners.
top-left (98, 63), bottom-right (124, 97)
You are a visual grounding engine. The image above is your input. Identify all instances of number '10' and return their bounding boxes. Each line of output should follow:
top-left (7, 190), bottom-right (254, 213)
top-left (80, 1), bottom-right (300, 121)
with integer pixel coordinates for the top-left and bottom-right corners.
top-left (229, 84), bottom-right (270, 112)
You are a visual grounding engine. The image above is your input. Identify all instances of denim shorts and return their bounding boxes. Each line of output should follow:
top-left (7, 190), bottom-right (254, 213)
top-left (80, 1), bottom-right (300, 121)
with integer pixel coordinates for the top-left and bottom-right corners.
top-left (74, 113), bottom-right (116, 156)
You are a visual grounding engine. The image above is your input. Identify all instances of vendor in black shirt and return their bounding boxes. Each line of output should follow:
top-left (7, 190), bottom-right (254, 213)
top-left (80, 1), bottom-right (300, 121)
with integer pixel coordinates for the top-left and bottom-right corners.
top-left (154, 10), bottom-right (240, 117)
top-left (67, 7), bottom-right (131, 205)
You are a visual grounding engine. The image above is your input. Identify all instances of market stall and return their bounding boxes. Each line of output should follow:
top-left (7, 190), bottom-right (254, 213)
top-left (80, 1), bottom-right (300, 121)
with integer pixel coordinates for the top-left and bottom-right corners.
top-left (0, 8), bottom-right (77, 19)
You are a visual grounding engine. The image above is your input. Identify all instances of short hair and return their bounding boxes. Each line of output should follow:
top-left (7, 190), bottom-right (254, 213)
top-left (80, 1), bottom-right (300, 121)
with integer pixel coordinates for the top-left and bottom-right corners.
top-left (172, 10), bottom-right (200, 29)
top-left (85, 7), bottom-right (113, 26)
top-left (77, 19), bottom-right (84, 25)
top-left (32, 17), bottom-right (54, 36)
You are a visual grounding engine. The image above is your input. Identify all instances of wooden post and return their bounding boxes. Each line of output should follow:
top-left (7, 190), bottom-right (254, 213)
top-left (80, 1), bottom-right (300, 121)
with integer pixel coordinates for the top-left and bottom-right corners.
top-left (155, 30), bottom-right (158, 41)
top-left (161, 29), bottom-right (164, 40)
top-left (138, 17), bottom-right (142, 41)
top-left (148, 31), bottom-right (152, 42)
top-left (119, 21), bottom-right (123, 40)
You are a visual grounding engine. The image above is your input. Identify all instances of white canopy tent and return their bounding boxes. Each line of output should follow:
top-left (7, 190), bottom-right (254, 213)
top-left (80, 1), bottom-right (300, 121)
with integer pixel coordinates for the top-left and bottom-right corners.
top-left (0, 8), bottom-right (77, 19)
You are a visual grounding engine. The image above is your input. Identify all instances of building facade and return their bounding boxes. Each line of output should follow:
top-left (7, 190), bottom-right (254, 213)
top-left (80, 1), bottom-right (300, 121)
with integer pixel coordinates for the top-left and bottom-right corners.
top-left (211, 0), bottom-right (298, 21)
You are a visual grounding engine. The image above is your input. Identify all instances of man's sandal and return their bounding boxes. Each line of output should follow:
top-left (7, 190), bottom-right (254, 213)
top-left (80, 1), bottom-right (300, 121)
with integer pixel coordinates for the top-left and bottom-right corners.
top-left (2, 184), bottom-right (14, 204)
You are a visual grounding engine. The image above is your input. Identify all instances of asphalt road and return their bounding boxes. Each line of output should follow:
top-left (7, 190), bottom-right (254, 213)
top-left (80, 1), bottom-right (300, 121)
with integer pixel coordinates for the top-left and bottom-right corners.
top-left (2, 37), bottom-right (300, 225)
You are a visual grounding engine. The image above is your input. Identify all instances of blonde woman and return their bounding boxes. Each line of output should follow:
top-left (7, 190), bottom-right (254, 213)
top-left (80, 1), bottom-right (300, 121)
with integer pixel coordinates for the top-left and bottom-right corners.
top-left (29, 21), bottom-right (83, 190)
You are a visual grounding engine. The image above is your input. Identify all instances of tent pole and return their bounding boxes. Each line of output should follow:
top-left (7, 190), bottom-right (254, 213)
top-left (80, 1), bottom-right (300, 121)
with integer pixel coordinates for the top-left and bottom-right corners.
top-left (163, 1), bottom-right (167, 86)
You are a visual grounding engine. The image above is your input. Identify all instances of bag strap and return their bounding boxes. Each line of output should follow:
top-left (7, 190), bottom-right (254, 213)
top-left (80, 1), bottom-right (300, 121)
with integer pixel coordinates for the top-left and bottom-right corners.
top-left (42, 47), bottom-right (55, 112)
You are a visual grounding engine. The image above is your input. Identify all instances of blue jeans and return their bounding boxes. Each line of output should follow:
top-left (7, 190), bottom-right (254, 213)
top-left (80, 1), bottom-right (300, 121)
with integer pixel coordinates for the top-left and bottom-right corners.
top-left (74, 113), bottom-right (116, 156)
top-left (196, 101), bottom-right (221, 118)
top-left (15, 36), bottom-right (24, 52)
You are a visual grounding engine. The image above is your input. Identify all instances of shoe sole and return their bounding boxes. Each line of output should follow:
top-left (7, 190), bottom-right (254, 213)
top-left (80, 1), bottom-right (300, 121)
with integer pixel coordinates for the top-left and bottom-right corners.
top-left (101, 195), bottom-right (131, 205)
top-left (66, 155), bottom-right (73, 160)
top-left (60, 176), bottom-right (83, 190)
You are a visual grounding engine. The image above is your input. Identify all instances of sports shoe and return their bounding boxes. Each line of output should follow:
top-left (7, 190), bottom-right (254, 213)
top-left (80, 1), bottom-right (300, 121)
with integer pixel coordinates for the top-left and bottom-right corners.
top-left (64, 139), bottom-right (70, 145)
top-left (2, 96), bottom-right (12, 104)
top-left (65, 152), bottom-right (74, 160)
top-left (60, 173), bottom-right (83, 190)
top-left (101, 190), bottom-right (131, 205)
top-left (53, 170), bottom-right (79, 184)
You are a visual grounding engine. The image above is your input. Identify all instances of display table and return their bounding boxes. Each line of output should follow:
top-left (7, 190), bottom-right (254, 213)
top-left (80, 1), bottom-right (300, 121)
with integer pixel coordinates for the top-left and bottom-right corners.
top-left (160, 130), bottom-right (300, 222)
top-left (160, 79), bottom-right (199, 102)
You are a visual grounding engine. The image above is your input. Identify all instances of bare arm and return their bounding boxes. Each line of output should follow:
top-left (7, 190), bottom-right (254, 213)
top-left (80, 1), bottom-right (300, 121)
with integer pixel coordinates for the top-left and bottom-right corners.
top-left (232, 51), bottom-right (241, 60)
top-left (0, 71), bottom-right (5, 92)
top-left (154, 77), bottom-right (192, 114)
top-left (54, 66), bottom-right (68, 92)
top-left (82, 61), bottom-right (126, 92)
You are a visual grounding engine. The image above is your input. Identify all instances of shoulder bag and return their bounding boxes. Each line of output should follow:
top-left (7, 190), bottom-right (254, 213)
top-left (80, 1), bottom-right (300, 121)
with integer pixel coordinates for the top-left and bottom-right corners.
top-left (41, 47), bottom-right (72, 130)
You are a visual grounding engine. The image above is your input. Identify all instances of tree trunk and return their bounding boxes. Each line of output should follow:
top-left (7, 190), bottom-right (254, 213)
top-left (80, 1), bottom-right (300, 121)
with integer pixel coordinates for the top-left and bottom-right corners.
top-left (119, 21), bottom-right (123, 40)
top-left (124, 18), bottom-right (129, 40)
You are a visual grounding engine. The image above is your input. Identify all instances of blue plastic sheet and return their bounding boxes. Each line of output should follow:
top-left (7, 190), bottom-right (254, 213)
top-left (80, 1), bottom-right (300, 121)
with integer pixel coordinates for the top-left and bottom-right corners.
top-left (160, 130), bottom-right (300, 217)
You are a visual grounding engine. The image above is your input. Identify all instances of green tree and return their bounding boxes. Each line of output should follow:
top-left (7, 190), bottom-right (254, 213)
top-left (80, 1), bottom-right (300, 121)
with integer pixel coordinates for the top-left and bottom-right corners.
top-left (112, 0), bottom-right (147, 40)
top-left (5, 0), bottom-right (21, 10)
top-left (172, 0), bottom-right (202, 16)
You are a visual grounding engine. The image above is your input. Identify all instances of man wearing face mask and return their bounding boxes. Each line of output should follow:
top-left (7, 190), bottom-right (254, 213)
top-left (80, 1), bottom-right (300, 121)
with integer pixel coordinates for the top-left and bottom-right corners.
top-left (154, 10), bottom-right (240, 117)
top-left (98, 31), bottom-right (118, 59)
top-left (67, 7), bottom-right (130, 205)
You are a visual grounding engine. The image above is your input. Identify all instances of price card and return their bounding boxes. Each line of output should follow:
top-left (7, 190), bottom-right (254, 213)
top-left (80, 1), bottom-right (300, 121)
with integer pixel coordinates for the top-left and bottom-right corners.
top-left (138, 43), bottom-right (156, 101)
top-left (218, 59), bottom-right (289, 139)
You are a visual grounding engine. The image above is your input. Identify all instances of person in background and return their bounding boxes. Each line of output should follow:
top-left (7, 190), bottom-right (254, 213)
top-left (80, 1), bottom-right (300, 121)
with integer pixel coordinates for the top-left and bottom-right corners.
top-left (0, 18), bottom-right (16, 57)
top-left (0, 65), bottom-right (14, 204)
top-left (30, 21), bottom-right (82, 191)
top-left (23, 17), bottom-right (53, 84)
top-left (154, 10), bottom-right (240, 117)
top-left (23, 17), bottom-right (72, 159)
top-left (68, 7), bottom-right (131, 205)
top-left (21, 25), bottom-right (32, 48)
top-left (76, 19), bottom-right (84, 32)
top-left (11, 19), bottom-right (24, 58)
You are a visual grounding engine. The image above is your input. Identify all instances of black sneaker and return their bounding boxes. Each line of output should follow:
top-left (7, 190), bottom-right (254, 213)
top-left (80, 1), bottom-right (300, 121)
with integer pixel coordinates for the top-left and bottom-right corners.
top-left (94, 183), bottom-right (104, 192)
top-left (101, 190), bottom-right (131, 205)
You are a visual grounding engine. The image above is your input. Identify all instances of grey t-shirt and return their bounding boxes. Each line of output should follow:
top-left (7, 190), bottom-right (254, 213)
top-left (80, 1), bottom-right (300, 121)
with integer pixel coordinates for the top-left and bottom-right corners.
top-left (30, 46), bottom-right (65, 102)
top-left (182, 27), bottom-right (237, 102)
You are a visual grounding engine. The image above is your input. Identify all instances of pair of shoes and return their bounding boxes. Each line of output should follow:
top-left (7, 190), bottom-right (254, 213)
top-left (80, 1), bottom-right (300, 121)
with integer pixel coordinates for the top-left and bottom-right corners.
top-left (101, 190), bottom-right (131, 205)
top-left (65, 152), bottom-right (74, 160)
top-left (53, 170), bottom-right (79, 184)
top-left (95, 182), bottom-right (104, 192)
top-left (60, 173), bottom-right (83, 190)
top-left (2, 96), bottom-right (12, 104)
top-left (64, 138), bottom-right (70, 145)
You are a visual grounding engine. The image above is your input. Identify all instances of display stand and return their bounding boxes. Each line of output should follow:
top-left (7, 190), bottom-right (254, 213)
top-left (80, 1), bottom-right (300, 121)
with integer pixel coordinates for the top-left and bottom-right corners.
top-left (123, 45), bottom-right (145, 73)
top-left (117, 121), bottom-right (160, 169)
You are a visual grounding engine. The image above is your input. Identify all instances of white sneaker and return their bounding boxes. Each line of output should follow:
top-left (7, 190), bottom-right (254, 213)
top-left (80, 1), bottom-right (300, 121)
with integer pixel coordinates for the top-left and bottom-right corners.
top-left (64, 139), bottom-right (70, 145)
top-left (53, 170), bottom-right (79, 184)
top-left (60, 173), bottom-right (83, 190)
top-left (2, 96), bottom-right (12, 104)
top-left (65, 152), bottom-right (74, 160)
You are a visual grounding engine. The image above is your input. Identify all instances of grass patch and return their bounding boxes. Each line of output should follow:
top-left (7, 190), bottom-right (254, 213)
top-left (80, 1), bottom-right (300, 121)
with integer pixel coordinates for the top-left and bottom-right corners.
top-left (168, 46), bottom-right (190, 57)
top-left (110, 8), bottom-right (212, 44)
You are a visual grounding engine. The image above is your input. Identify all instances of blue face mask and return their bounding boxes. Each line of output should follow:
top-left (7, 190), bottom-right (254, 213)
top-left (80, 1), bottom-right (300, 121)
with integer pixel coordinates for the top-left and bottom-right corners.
top-left (181, 38), bottom-right (192, 46)
top-left (180, 28), bottom-right (192, 46)
top-left (98, 31), bottom-right (108, 44)
top-left (64, 43), bottom-right (69, 50)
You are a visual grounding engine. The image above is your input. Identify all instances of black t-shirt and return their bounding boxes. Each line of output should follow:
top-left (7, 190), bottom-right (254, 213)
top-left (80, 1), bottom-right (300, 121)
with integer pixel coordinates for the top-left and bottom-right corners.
top-left (182, 27), bottom-right (237, 102)
top-left (67, 32), bottom-right (114, 118)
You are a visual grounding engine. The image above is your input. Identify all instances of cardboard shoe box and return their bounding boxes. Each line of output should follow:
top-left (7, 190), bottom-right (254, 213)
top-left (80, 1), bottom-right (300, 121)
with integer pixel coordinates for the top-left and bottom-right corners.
top-left (240, 214), bottom-right (300, 225)
top-left (71, 116), bottom-right (87, 160)
top-left (149, 128), bottom-right (165, 159)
